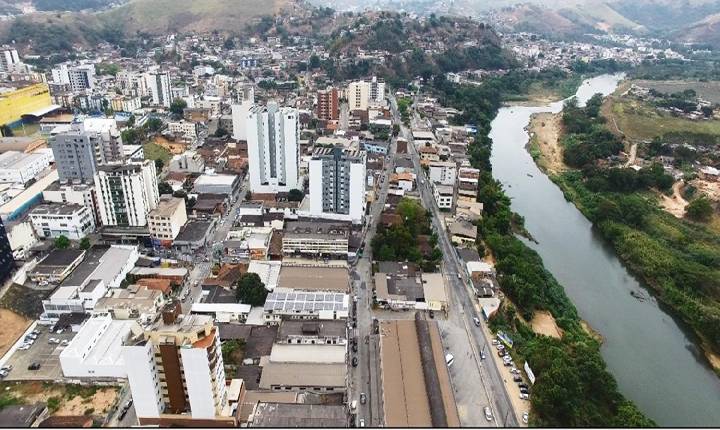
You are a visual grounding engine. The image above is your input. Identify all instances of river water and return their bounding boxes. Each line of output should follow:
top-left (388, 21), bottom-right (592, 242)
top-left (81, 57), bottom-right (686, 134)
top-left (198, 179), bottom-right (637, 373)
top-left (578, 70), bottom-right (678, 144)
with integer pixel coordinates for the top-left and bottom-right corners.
top-left (489, 74), bottom-right (720, 426)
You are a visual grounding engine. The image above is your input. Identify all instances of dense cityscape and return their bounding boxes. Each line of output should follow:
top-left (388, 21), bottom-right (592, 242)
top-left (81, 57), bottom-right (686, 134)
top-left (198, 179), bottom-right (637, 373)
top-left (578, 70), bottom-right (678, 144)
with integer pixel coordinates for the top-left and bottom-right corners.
top-left (0, 0), bottom-right (719, 428)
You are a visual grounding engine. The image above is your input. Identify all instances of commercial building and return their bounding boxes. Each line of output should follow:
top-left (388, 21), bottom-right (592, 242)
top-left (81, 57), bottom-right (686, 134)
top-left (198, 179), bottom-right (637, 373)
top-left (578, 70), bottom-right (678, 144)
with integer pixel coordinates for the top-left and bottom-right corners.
top-left (41, 245), bottom-right (139, 318)
top-left (316, 87), bottom-right (339, 121)
top-left (147, 196), bottom-right (187, 244)
top-left (51, 64), bottom-right (95, 92)
top-left (0, 82), bottom-right (52, 131)
top-left (193, 174), bottom-right (240, 196)
top-left (309, 147), bottom-right (366, 223)
top-left (347, 77), bottom-right (385, 111)
top-left (281, 221), bottom-right (350, 258)
top-left (122, 306), bottom-right (236, 422)
top-left (0, 151), bottom-right (51, 185)
top-left (167, 120), bottom-right (198, 141)
top-left (146, 71), bottom-right (172, 108)
top-left (28, 248), bottom-right (85, 284)
top-left (428, 161), bottom-right (457, 186)
top-left (276, 319), bottom-right (347, 345)
top-left (246, 103), bottom-right (299, 194)
top-left (277, 265), bottom-right (349, 293)
top-left (59, 313), bottom-right (137, 379)
top-left (263, 288), bottom-right (349, 323)
top-left (422, 273), bottom-right (449, 312)
top-left (249, 403), bottom-right (347, 428)
top-left (94, 161), bottom-right (159, 227)
top-left (28, 203), bottom-right (95, 240)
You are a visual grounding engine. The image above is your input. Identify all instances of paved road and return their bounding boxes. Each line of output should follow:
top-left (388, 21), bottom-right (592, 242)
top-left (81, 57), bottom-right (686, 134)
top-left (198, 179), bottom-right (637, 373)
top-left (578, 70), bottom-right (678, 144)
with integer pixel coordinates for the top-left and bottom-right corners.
top-left (348, 129), bottom-right (398, 427)
top-left (389, 94), bottom-right (519, 427)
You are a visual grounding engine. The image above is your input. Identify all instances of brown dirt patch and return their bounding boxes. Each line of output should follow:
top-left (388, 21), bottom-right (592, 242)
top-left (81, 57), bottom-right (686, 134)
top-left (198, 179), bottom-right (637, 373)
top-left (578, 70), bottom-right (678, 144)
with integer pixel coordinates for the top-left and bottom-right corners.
top-left (0, 309), bottom-right (31, 357)
top-left (530, 310), bottom-right (563, 339)
top-left (581, 320), bottom-right (604, 344)
top-left (658, 181), bottom-right (689, 219)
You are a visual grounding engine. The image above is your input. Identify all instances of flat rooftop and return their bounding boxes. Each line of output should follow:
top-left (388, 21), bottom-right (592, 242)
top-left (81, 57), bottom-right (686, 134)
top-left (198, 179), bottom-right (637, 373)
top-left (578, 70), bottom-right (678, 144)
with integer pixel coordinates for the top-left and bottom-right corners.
top-left (148, 196), bottom-right (184, 218)
top-left (258, 362), bottom-right (346, 389)
top-left (250, 403), bottom-right (347, 428)
top-left (277, 265), bottom-right (349, 292)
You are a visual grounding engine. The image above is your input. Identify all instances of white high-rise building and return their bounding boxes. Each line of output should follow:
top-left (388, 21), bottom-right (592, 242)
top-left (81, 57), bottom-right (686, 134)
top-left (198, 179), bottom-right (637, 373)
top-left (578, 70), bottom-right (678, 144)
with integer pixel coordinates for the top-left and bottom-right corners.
top-left (309, 147), bottom-right (366, 223)
top-left (94, 160), bottom-right (159, 227)
top-left (51, 64), bottom-right (95, 92)
top-left (347, 76), bottom-right (385, 111)
top-left (246, 103), bottom-right (299, 194)
top-left (146, 71), bottom-right (172, 108)
top-left (122, 310), bottom-right (232, 422)
top-left (231, 87), bottom-right (255, 142)
top-left (0, 47), bottom-right (21, 74)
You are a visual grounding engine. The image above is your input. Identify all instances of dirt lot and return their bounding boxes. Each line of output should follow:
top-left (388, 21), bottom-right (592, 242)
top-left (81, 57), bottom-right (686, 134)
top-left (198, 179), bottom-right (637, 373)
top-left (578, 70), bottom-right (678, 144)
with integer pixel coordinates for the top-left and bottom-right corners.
top-left (1, 382), bottom-right (119, 417)
top-left (658, 181), bottom-right (689, 219)
top-left (530, 311), bottom-right (563, 339)
top-left (528, 112), bottom-right (566, 175)
top-left (0, 309), bottom-right (31, 358)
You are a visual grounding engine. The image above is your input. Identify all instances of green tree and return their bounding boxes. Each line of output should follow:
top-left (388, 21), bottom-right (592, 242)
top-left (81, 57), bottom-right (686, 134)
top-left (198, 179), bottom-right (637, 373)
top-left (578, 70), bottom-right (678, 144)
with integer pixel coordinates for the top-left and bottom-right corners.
top-left (54, 235), bottom-right (70, 249)
top-left (214, 127), bottom-right (228, 138)
top-left (287, 189), bottom-right (304, 202)
top-left (169, 98), bottom-right (187, 119)
top-left (144, 118), bottom-right (163, 133)
top-left (685, 197), bottom-right (714, 222)
top-left (236, 273), bottom-right (268, 306)
top-left (158, 181), bottom-right (173, 195)
top-left (79, 237), bottom-right (91, 250)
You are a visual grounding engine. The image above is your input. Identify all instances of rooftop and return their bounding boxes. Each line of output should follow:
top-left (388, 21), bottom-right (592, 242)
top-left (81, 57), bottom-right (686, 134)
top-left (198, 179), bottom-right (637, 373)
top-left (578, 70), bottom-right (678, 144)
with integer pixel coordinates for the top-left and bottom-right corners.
top-left (277, 265), bottom-right (348, 292)
top-left (30, 203), bottom-right (86, 216)
top-left (250, 403), bottom-right (347, 428)
top-left (283, 221), bottom-right (350, 239)
top-left (258, 362), bottom-right (346, 389)
top-left (263, 288), bottom-right (349, 314)
top-left (148, 196), bottom-right (185, 218)
top-left (269, 344), bottom-right (346, 364)
top-left (277, 320), bottom-right (347, 340)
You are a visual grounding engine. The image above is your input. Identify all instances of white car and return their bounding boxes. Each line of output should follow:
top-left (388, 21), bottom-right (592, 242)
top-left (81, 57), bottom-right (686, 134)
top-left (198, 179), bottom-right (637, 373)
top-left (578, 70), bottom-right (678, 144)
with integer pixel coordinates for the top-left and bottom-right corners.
top-left (522, 412), bottom-right (529, 424)
top-left (359, 419), bottom-right (365, 427)
top-left (18, 344), bottom-right (30, 350)
top-left (60, 339), bottom-right (69, 346)
top-left (484, 406), bottom-right (493, 421)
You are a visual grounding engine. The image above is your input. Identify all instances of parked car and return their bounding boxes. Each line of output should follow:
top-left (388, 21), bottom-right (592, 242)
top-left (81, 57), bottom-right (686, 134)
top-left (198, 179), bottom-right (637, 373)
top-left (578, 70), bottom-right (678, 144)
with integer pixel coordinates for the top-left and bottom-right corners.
top-left (360, 393), bottom-right (367, 405)
top-left (352, 357), bottom-right (358, 367)
top-left (513, 375), bottom-right (523, 383)
top-left (359, 418), bottom-right (365, 427)
top-left (428, 310), bottom-right (434, 319)
top-left (484, 406), bottom-right (493, 421)
top-left (491, 339), bottom-right (499, 345)
top-left (472, 317), bottom-right (481, 327)
top-left (522, 412), bottom-right (529, 424)
top-left (27, 362), bottom-right (41, 371)
top-left (518, 383), bottom-right (529, 390)
top-left (48, 338), bottom-right (59, 344)
top-left (519, 393), bottom-right (530, 400)
top-left (1, 365), bottom-right (13, 372)
top-left (60, 340), bottom-right (69, 346)
top-left (497, 350), bottom-right (505, 357)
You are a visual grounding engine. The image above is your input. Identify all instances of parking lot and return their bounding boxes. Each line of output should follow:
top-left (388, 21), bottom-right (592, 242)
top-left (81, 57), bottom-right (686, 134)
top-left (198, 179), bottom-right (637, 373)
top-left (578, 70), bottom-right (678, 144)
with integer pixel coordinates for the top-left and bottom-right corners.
top-left (2, 326), bottom-right (76, 381)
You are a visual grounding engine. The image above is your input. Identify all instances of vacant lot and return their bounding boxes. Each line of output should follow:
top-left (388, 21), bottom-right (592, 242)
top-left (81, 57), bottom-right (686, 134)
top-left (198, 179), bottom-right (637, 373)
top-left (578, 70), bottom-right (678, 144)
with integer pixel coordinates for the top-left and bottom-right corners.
top-left (142, 142), bottom-right (172, 164)
top-left (530, 310), bottom-right (563, 339)
top-left (635, 80), bottom-right (720, 104)
top-left (0, 382), bottom-right (119, 417)
top-left (0, 309), bottom-right (31, 358)
top-left (0, 284), bottom-right (51, 320)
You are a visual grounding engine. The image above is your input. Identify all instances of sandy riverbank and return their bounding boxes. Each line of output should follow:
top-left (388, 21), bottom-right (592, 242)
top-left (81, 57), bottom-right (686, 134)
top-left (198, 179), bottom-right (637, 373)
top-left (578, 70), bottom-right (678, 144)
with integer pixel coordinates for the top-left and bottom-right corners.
top-left (527, 112), bottom-right (566, 175)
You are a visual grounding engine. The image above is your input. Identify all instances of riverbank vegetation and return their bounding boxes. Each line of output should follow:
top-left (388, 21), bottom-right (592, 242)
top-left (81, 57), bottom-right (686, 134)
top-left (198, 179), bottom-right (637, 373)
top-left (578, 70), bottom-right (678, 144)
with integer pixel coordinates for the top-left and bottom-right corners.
top-left (550, 95), bottom-right (720, 367)
top-left (429, 75), bottom-right (654, 427)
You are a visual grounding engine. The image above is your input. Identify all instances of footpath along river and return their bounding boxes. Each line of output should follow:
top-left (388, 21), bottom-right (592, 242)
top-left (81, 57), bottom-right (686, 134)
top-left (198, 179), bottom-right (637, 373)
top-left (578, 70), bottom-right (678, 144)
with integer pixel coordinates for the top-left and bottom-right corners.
top-left (489, 73), bottom-right (720, 426)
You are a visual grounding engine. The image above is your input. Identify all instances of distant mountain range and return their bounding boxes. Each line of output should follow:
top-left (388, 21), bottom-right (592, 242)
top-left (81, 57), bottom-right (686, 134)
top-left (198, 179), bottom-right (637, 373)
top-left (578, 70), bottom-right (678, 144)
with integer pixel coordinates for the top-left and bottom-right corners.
top-left (309, 0), bottom-right (720, 46)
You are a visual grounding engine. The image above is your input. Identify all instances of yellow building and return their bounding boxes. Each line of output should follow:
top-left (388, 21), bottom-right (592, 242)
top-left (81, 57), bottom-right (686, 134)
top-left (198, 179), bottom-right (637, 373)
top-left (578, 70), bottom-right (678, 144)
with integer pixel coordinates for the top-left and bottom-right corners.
top-left (0, 82), bottom-right (52, 128)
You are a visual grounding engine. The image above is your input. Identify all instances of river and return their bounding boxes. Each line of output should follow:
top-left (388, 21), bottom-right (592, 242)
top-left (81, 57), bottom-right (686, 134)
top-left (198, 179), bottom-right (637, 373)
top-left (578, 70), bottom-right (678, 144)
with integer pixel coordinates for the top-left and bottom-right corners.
top-left (489, 74), bottom-right (720, 426)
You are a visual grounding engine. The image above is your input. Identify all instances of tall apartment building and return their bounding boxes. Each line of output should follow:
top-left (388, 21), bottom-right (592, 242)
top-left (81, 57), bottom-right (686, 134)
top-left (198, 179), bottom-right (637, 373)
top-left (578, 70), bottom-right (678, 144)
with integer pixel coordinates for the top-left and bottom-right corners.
top-left (317, 87), bottom-right (339, 121)
top-left (146, 71), bottom-right (172, 108)
top-left (51, 64), bottom-right (95, 92)
top-left (50, 120), bottom-right (124, 183)
top-left (0, 47), bottom-right (21, 74)
top-left (309, 147), bottom-right (366, 223)
top-left (94, 161), bottom-right (159, 227)
top-left (122, 305), bottom-right (231, 422)
top-left (246, 103), bottom-right (299, 194)
top-left (347, 77), bottom-right (385, 111)
top-left (117, 71), bottom-right (149, 98)
top-left (231, 87), bottom-right (255, 142)
top-left (0, 218), bottom-right (15, 286)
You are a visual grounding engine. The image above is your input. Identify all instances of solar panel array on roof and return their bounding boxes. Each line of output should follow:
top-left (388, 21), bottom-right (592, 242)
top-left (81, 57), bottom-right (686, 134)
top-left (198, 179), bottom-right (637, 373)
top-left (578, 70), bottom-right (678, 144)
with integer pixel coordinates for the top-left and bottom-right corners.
top-left (264, 289), bottom-right (348, 313)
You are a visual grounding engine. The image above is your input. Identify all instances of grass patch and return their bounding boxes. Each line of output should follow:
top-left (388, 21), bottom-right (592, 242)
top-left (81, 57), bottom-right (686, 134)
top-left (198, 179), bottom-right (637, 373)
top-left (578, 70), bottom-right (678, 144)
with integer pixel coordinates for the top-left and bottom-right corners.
top-left (142, 142), bottom-right (171, 165)
top-left (610, 96), bottom-right (720, 141)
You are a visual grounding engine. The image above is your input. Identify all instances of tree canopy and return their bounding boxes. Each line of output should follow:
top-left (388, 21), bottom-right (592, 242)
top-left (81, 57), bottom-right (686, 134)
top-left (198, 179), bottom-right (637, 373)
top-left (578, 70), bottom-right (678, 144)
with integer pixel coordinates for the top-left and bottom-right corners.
top-left (236, 273), bottom-right (268, 306)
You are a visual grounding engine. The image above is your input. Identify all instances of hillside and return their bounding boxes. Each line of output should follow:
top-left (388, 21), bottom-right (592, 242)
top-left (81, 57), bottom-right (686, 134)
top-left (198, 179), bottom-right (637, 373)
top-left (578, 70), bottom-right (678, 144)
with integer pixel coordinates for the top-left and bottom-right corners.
top-left (100, 0), bottom-right (288, 34)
